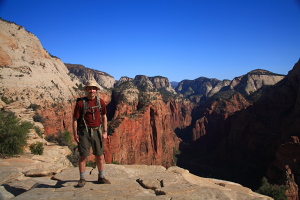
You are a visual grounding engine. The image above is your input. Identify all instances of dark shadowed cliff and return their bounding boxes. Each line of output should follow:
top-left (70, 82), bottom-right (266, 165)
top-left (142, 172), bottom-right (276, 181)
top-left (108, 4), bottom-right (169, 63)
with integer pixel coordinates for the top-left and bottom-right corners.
top-left (177, 59), bottom-right (300, 199)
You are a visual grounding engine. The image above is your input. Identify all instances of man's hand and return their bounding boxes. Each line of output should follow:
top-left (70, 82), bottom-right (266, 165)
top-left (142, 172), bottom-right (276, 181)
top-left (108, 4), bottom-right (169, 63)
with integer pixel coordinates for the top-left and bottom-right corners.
top-left (73, 117), bottom-right (79, 143)
top-left (74, 134), bottom-right (80, 143)
top-left (103, 132), bottom-right (108, 140)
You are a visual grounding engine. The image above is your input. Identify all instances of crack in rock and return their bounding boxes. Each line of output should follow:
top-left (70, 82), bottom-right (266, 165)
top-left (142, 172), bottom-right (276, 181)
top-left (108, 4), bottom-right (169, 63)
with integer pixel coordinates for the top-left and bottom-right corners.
top-left (136, 178), bottom-right (166, 196)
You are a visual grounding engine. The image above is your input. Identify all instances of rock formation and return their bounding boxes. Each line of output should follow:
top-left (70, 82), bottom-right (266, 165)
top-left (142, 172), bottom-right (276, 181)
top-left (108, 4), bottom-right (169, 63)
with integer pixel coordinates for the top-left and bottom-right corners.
top-left (176, 77), bottom-right (230, 103)
top-left (106, 77), bottom-right (194, 167)
top-left (66, 63), bottom-right (115, 89)
top-left (148, 76), bottom-right (177, 94)
top-left (229, 69), bottom-right (285, 96)
top-left (0, 158), bottom-right (273, 199)
top-left (177, 60), bottom-right (300, 199)
top-left (0, 18), bottom-right (78, 135)
top-left (223, 60), bottom-right (300, 199)
top-left (117, 75), bottom-right (176, 94)
top-left (190, 92), bottom-right (251, 141)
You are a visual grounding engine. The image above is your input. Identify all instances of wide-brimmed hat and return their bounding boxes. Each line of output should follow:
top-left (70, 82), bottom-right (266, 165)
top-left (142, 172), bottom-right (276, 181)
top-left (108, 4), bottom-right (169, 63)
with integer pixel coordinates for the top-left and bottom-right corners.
top-left (84, 80), bottom-right (100, 90)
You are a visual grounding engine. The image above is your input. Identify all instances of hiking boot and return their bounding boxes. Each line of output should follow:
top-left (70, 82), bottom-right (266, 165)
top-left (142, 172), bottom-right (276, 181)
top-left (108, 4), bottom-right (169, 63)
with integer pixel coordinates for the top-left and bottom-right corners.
top-left (76, 178), bottom-right (86, 187)
top-left (98, 177), bottom-right (111, 184)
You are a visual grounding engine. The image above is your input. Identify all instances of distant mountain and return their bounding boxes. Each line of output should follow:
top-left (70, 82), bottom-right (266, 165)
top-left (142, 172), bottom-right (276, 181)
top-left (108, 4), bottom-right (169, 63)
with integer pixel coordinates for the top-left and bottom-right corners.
top-left (175, 69), bottom-right (285, 103)
top-left (115, 75), bottom-right (176, 94)
top-left (170, 81), bottom-right (179, 88)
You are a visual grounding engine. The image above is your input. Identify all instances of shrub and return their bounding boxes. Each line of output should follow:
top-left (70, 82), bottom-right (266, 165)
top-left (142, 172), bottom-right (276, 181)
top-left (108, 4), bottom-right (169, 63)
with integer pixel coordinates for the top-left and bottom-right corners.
top-left (77, 83), bottom-right (84, 91)
top-left (44, 134), bottom-right (56, 143)
top-left (87, 161), bottom-right (96, 168)
top-left (1, 96), bottom-right (14, 104)
top-left (29, 142), bottom-right (44, 155)
top-left (28, 103), bottom-right (40, 111)
top-left (56, 130), bottom-right (72, 146)
top-left (111, 160), bottom-right (120, 165)
top-left (34, 126), bottom-right (42, 137)
top-left (256, 177), bottom-right (287, 200)
top-left (33, 113), bottom-right (44, 123)
top-left (0, 110), bottom-right (31, 156)
top-left (173, 148), bottom-right (181, 164)
top-left (45, 130), bottom-right (72, 147)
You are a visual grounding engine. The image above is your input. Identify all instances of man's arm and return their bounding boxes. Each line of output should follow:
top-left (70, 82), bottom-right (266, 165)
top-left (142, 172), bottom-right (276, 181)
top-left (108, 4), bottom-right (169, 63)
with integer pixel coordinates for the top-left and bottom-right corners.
top-left (102, 114), bottom-right (108, 139)
top-left (73, 117), bottom-right (80, 143)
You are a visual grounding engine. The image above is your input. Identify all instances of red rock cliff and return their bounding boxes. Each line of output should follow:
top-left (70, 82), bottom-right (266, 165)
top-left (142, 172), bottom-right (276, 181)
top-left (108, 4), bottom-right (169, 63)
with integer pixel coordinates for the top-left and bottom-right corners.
top-left (105, 96), bottom-right (193, 168)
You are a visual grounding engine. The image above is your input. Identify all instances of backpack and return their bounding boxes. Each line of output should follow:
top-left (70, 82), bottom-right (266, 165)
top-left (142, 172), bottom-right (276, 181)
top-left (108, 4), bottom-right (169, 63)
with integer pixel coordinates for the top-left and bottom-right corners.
top-left (76, 96), bottom-right (103, 130)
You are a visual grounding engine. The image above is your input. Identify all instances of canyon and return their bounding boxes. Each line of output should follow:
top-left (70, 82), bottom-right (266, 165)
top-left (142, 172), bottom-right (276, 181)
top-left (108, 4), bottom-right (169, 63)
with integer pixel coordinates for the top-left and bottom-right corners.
top-left (1, 18), bottom-right (299, 199)
top-left (177, 61), bottom-right (300, 199)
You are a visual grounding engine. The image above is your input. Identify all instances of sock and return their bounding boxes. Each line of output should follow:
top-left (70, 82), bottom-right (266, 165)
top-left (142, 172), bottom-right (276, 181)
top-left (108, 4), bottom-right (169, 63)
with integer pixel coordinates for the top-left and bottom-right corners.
top-left (98, 170), bottom-right (104, 178)
top-left (80, 172), bottom-right (85, 180)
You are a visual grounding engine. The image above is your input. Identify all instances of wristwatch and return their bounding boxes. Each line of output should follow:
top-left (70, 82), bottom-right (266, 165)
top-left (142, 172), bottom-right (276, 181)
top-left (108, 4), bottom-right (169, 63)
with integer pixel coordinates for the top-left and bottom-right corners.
top-left (104, 130), bottom-right (108, 132)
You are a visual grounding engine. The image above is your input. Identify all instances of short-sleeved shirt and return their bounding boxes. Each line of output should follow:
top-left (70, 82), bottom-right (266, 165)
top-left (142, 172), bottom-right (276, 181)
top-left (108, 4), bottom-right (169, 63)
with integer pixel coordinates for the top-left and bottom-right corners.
top-left (73, 97), bottom-right (107, 127)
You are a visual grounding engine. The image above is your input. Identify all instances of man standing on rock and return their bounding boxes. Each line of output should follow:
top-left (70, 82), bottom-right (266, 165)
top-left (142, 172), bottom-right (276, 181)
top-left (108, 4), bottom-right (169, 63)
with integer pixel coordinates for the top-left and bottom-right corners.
top-left (73, 80), bottom-right (110, 187)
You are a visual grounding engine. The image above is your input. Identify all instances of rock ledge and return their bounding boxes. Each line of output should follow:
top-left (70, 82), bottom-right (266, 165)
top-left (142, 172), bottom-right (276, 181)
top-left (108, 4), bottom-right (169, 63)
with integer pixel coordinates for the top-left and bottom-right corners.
top-left (1, 164), bottom-right (272, 200)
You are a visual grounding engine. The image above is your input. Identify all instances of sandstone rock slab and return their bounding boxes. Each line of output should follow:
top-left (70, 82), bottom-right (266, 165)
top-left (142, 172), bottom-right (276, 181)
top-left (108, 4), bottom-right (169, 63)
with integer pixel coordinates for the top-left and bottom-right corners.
top-left (9, 164), bottom-right (273, 200)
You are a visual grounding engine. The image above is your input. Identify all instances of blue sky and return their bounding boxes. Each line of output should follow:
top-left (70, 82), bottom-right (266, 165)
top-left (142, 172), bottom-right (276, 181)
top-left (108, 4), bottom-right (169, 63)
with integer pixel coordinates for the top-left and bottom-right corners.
top-left (1, 0), bottom-right (300, 82)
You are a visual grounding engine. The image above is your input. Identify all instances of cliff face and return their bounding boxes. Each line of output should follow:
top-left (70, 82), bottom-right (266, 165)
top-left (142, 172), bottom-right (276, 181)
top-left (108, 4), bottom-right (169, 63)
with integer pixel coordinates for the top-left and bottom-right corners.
top-left (0, 19), bottom-right (78, 135)
top-left (66, 63), bottom-right (115, 89)
top-left (230, 69), bottom-right (285, 96)
top-left (117, 75), bottom-right (177, 94)
top-left (190, 92), bottom-right (251, 142)
top-left (148, 76), bottom-right (177, 94)
top-left (224, 60), bottom-right (300, 197)
top-left (177, 60), bottom-right (300, 198)
top-left (105, 77), bottom-right (193, 167)
top-left (105, 101), bottom-right (184, 167)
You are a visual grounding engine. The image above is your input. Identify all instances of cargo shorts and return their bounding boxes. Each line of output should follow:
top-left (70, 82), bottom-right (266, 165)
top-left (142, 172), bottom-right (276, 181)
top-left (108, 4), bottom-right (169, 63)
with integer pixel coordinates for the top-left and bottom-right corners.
top-left (78, 125), bottom-right (104, 157)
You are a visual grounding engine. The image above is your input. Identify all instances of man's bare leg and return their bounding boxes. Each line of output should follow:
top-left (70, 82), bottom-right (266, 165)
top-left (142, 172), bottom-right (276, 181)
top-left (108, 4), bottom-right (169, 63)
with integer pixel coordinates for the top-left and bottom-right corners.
top-left (77, 156), bottom-right (87, 187)
top-left (96, 154), bottom-right (110, 184)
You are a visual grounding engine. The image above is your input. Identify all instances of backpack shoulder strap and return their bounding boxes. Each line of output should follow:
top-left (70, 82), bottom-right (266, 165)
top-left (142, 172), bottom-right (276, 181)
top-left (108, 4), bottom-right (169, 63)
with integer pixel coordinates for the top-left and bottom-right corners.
top-left (76, 97), bottom-right (88, 117)
top-left (77, 96), bottom-right (103, 117)
top-left (96, 96), bottom-right (103, 115)
top-left (76, 97), bottom-right (88, 131)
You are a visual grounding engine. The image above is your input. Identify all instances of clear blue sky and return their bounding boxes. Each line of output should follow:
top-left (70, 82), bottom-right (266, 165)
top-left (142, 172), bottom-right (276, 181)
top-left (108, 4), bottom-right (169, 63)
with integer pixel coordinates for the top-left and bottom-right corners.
top-left (1, 0), bottom-right (300, 82)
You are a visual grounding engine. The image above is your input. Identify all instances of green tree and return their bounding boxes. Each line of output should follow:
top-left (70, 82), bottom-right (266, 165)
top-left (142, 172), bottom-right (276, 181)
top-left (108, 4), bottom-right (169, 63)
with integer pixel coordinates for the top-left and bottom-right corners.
top-left (0, 110), bottom-right (31, 156)
top-left (256, 177), bottom-right (287, 200)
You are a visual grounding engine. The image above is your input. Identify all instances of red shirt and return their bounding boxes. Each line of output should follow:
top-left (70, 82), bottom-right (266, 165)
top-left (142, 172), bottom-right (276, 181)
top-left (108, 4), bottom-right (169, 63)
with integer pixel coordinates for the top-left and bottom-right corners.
top-left (73, 97), bottom-right (107, 127)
